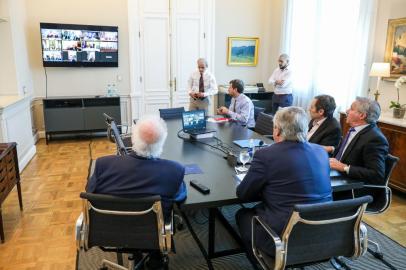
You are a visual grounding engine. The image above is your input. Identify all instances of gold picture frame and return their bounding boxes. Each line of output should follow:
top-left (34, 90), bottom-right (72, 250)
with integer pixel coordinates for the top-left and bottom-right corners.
top-left (384, 17), bottom-right (406, 78)
top-left (227, 37), bottom-right (259, 66)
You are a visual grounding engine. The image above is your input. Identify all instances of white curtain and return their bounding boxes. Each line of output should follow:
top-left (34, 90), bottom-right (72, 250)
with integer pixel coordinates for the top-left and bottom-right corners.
top-left (281, 0), bottom-right (377, 114)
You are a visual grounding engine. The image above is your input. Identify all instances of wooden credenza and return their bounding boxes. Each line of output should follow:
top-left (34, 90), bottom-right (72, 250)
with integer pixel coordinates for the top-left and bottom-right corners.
top-left (340, 112), bottom-right (406, 193)
top-left (0, 143), bottom-right (23, 243)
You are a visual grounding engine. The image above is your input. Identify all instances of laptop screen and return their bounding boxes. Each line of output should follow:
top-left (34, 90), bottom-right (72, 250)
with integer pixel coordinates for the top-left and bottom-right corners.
top-left (182, 110), bottom-right (206, 132)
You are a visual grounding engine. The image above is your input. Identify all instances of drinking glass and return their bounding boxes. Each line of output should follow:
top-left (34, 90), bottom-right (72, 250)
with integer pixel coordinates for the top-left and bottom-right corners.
top-left (239, 150), bottom-right (250, 169)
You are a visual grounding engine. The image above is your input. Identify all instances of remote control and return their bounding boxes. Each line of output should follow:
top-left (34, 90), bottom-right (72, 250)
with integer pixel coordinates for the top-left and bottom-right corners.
top-left (190, 180), bottom-right (210, 194)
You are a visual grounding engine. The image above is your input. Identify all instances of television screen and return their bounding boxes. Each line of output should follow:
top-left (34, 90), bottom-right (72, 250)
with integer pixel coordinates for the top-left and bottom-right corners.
top-left (40, 22), bottom-right (118, 67)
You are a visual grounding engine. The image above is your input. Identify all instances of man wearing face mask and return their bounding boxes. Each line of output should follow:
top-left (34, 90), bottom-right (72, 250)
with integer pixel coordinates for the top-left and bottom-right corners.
top-left (268, 54), bottom-right (293, 114)
top-left (188, 58), bottom-right (218, 114)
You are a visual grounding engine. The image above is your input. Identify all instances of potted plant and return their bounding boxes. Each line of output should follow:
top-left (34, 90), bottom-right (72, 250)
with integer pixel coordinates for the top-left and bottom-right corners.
top-left (390, 76), bottom-right (406, 119)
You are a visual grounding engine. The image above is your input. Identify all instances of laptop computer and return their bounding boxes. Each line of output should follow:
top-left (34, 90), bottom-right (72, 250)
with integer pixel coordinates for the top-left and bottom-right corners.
top-left (256, 83), bottom-right (266, 92)
top-left (182, 110), bottom-right (215, 135)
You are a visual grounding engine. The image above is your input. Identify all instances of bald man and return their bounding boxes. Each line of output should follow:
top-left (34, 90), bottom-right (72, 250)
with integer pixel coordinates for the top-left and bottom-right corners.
top-left (188, 58), bottom-right (218, 114)
top-left (86, 115), bottom-right (186, 220)
top-left (268, 54), bottom-right (293, 114)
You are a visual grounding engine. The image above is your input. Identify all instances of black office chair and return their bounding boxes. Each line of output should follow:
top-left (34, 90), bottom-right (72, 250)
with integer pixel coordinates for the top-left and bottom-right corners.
top-left (76, 193), bottom-right (173, 270)
top-left (254, 107), bottom-right (266, 121)
top-left (104, 113), bottom-right (132, 155)
top-left (354, 154), bottom-right (399, 268)
top-left (159, 107), bottom-right (185, 120)
top-left (255, 112), bottom-right (274, 137)
top-left (252, 196), bottom-right (372, 270)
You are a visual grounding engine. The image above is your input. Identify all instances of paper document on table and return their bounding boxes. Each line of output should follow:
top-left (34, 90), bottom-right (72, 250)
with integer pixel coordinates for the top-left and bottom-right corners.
top-left (207, 117), bottom-right (229, 123)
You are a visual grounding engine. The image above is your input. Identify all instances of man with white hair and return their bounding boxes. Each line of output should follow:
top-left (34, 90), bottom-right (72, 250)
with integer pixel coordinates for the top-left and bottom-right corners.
top-left (188, 58), bottom-right (218, 114)
top-left (235, 106), bottom-right (332, 264)
top-left (326, 97), bottom-right (388, 184)
top-left (268, 53), bottom-right (293, 114)
top-left (86, 115), bottom-right (186, 269)
top-left (86, 115), bottom-right (186, 219)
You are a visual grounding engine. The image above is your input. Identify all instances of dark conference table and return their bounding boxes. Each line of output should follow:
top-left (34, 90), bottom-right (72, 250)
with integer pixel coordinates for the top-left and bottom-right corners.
top-left (158, 118), bottom-right (363, 269)
top-left (89, 118), bottom-right (362, 269)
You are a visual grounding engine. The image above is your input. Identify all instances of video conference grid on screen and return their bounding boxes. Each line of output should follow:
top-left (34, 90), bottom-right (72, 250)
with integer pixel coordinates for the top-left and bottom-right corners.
top-left (183, 111), bottom-right (206, 130)
top-left (40, 23), bottom-right (118, 66)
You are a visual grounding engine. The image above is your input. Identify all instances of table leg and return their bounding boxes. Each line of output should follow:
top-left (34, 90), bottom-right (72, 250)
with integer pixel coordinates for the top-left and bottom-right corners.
top-left (0, 208), bottom-right (4, 243)
top-left (17, 181), bottom-right (23, 211)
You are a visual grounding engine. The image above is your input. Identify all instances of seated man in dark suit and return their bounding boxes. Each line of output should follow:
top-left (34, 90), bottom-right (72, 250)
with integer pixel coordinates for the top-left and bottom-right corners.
top-left (307, 94), bottom-right (341, 149)
top-left (236, 106), bottom-right (332, 264)
top-left (86, 115), bottom-right (186, 269)
top-left (326, 97), bottom-right (389, 185)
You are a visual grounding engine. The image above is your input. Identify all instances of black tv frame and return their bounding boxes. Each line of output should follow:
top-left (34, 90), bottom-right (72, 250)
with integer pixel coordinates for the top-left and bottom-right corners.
top-left (40, 22), bottom-right (119, 67)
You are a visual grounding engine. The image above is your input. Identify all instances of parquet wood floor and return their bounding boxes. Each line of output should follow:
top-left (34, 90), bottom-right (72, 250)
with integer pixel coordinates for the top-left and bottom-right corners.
top-left (0, 138), bottom-right (405, 269)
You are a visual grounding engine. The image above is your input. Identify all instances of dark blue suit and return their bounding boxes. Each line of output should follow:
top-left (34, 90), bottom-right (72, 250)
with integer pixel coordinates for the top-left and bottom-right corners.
top-left (236, 141), bottom-right (332, 258)
top-left (86, 153), bottom-right (186, 219)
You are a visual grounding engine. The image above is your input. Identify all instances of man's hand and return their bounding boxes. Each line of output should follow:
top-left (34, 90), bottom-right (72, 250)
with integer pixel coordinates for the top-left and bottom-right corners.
top-left (195, 92), bottom-right (205, 98)
top-left (217, 106), bottom-right (229, 115)
top-left (275, 80), bottom-right (285, 86)
top-left (329, 158), bottom-right (346, 172)
top-left (189, 92), bottom-right (198, 98)
top-left (323, 146), bottom-right (334, 153)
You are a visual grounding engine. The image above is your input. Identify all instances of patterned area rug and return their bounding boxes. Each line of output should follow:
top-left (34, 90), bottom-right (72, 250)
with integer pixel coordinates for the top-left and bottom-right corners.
top-left (78, 205), bottom-right (406, 270)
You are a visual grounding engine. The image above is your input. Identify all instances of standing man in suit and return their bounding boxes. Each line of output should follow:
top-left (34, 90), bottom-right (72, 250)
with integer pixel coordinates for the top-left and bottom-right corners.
top-left (188, 58), bottom-right (218, 114)
top-left (307, 94), bottom-right (341, 148)
top-left (326, 97), bottom-right (389, 184)
top-left (86, 115), bottom-right (186, 269)
top-left (236, 106), bottom-right (332, 263)
top-left (268, 54), bottom-right (293, 114)
top-left (217, 79), bottom-right (256, 128)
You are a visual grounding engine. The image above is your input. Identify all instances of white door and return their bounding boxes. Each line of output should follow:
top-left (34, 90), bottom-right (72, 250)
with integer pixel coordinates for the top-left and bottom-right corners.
top-left (137, 0), bottom-right (213, 115)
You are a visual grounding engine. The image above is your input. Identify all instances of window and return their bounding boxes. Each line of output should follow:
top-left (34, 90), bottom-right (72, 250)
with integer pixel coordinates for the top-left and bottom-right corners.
top-left (282, 0), bottom-right (377, 113)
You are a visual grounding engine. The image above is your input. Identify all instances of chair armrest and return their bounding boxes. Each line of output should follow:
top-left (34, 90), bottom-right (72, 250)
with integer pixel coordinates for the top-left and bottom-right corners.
top-left (360, 222), bottom-right (368, 256)
top-left (117, 124), bottom-right (130, 134)
top-left (362, 184), bottom-right (388, 189)
top-left (75, 213), bottom-right (84, 250)
top-left (252, 216), bottom-right (284, 270)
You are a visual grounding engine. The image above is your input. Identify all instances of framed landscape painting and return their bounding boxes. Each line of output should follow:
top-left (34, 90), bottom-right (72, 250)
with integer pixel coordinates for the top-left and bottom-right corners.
top-left (384, 17), bottom-right (406, 78)
top-left (227, 37), bottom-right (259, 66)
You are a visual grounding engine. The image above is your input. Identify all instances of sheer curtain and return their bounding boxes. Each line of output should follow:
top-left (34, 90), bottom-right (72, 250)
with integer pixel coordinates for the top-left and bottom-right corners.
top-left (281, 0), bottom-right (377, 113)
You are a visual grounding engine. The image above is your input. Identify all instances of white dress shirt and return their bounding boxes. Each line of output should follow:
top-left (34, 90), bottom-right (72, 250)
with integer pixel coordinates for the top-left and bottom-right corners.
top-left (187, 70), bottom-right (218, 97)
top-left (307, 117), bottom-right (327, 140)
top-left (268, 67), bottom-right (293, 95)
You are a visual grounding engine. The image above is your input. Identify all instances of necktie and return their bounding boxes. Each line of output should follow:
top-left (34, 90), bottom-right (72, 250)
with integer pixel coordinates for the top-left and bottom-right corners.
top-left (233, 99), bottom-right (237, 112)
top-left (199, 73), bottom-right (204, 93)
top-left (335, 127), bottom-right (355, 160)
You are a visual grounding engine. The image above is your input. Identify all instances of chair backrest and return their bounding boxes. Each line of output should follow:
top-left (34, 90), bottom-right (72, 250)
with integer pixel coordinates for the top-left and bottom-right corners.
top-left (80, 192), bottom-right (167, 252)
top-left (384, 154), bottom-right (399, 186)
top-left (104, 113), bottom-right (128, 156)
top-left (255, 112), bottom-right (273, 136)
top-left (280, 196), bottom-right (372, 267)
top-left (363, 154), bottom-right (399, 213)
top-left (254, 106), bottom-right (265, 121)
top-left (159, 107), bottom-right (185, 120)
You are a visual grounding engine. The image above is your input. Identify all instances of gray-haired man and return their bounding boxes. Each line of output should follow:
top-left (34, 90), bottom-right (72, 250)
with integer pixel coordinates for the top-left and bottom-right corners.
top-left (327, 97), bottom-right (388, 184)
top-left (188, 58), bottom-right (218, 114)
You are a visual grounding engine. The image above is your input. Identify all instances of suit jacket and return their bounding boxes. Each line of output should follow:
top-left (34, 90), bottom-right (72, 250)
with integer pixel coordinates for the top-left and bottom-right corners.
top-left (86, 153), bottom-right (186, 219)
top-left (308, 117), bottom-right (341, 148)
top-left (237, 141), bottom-right (332, 252)
top-left (335, 124), bottom-right (389, 185)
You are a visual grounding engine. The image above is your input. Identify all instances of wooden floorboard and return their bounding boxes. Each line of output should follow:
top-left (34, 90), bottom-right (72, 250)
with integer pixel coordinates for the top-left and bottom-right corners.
top-left (0, 138), bottom-right (404, 269)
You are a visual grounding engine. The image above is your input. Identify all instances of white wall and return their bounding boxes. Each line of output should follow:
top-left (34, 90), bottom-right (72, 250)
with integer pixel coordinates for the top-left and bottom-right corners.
top-left (214, 0), bottom-right (283, 87)
top-left (370, 0), bottom-right (406, 111)
top-left (0, 0), bottom-right (18, 95)
top-left (24, 0), bottom-right (130, 98)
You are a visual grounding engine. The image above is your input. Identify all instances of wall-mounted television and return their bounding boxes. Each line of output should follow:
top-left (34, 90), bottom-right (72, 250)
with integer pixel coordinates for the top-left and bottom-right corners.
top-left (40, 22), bottom-right (118, 67)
